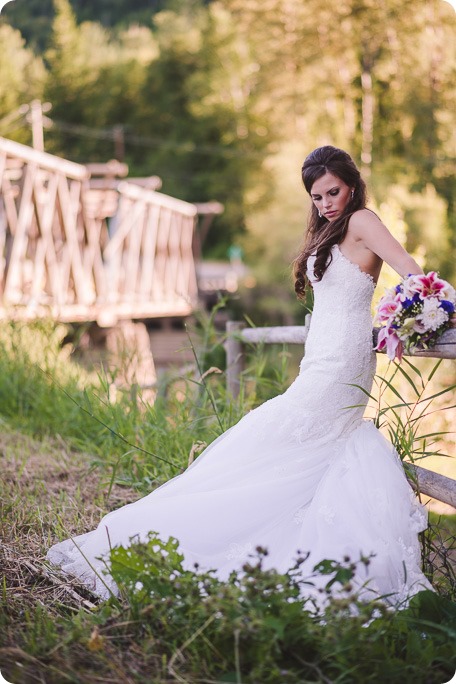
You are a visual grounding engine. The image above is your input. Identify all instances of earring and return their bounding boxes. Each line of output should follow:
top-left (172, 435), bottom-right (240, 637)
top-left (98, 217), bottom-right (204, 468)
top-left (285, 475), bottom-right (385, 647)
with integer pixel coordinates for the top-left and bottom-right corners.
top-left (351, 189), bottom-right (354, 198)
top-left (318, 209), bottom-right (321, 217)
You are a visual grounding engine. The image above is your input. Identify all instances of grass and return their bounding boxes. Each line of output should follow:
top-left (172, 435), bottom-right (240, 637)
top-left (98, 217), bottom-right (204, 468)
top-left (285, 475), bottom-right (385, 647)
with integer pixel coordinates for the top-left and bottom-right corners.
top-left (0, 318), bottom-right (455, 683)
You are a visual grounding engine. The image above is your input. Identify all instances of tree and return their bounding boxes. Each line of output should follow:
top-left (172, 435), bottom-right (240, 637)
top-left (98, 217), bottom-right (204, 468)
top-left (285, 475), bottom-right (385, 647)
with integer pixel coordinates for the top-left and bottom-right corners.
top-left (0, 24), bottom-right (46, 144)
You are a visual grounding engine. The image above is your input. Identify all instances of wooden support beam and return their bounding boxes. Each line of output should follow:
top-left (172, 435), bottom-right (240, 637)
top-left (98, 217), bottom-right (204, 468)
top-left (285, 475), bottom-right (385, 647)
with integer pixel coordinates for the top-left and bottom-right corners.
top-left (0, 137), bottom-right (88, 180)
top-left (85, 160), bottom-right (129, 178)
top-left (105, 320), bottom-right (157, 400)
top-left (117, 181), bottom-right (197, 217)
top-left (408, 463), bottom-right (456, 509)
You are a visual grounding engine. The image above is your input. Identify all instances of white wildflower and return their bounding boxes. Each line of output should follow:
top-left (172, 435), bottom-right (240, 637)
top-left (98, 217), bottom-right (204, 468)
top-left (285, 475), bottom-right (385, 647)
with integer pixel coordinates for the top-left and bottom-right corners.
top-left (415, 298), bottom-right (448, 332)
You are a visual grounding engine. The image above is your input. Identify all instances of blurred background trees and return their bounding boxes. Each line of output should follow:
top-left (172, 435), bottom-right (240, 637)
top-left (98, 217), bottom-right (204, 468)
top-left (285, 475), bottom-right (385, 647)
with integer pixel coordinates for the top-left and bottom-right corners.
top-left (1, 0), bottom-right (455, 322)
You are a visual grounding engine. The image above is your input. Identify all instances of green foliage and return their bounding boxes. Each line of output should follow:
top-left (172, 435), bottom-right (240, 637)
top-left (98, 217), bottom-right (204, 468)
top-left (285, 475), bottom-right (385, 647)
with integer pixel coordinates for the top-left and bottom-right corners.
top-left (2, 0), bottom-right (455, 275)
top-left (2, 535), bottom-right (455, 682)
top-left (0, 24), bottom-right (45, 144)
top-left (0, 0), bottom-right (165, 50)
top-left (106, 535), bottom-right (456, 682)
top-left (365, 357), bottom-right (456, 466)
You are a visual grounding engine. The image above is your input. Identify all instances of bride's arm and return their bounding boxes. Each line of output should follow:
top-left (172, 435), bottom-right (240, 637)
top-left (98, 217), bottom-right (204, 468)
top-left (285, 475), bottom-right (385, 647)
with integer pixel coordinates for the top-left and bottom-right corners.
top-left (349, 209), bottom-right (424, 277)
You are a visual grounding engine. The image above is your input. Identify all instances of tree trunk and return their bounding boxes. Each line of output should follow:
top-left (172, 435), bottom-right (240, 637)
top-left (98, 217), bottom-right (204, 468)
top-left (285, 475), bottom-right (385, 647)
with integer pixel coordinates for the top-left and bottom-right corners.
top-left (360, 64), bottom-right (374, 178)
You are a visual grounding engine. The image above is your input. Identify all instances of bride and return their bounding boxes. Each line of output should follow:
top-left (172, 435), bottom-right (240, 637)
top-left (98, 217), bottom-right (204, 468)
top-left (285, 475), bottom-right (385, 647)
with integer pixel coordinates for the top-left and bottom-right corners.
top-left (47, 145), bottom-right (433, 604)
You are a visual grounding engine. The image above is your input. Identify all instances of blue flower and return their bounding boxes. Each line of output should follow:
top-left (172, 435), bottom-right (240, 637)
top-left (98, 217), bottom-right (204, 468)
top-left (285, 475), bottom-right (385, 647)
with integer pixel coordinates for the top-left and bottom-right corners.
top-left (440, 300), bottom-right (455, 314)
top-left (395, 284), bottom-right (402, 293)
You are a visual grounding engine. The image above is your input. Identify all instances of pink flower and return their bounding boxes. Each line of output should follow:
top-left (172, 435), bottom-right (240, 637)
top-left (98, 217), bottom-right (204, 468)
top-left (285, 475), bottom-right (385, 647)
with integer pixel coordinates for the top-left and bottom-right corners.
top-left (405, 272), bottom-right (448, 299)
top-left (375, 326), bottom-right (403, 362)
top-left (374, 298), bottom-right (401, 324)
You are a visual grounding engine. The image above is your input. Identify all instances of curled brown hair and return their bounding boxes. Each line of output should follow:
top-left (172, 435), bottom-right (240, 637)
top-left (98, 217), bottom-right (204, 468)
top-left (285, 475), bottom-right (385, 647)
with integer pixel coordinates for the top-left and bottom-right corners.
top-left (293, 146), bottom-right (367, 299)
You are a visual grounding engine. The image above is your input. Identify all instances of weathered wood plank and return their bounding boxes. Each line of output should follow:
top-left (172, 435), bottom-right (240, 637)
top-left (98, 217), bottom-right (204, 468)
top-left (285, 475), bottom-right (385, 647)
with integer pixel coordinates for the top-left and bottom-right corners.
top-left (236, 322), bottom-right (456, 352)
top-left (30, 172), bottom-right (61, 302)
top-left (0, 137), bottom-right (88, 179)
top-left (139, 204), bottom-right (160, 298)
top-left (117, 181), bottom-right (197, 217)
top-left (85, 160), bottom-right (128, 178)
top-left (155, 206), bottom-right (172, 300)
top-left (57, 175), bottom-right (94, 304)
top-left (407, 464), bottom-right (456, 509)
top-left (124, 200), bottom-right (145, 298)
top-left (4, 162), bottom-right (36, 302)
top-left (240, 324), bottom-right (310, 345)
top-left (103, 199), bottom-right (146, 260)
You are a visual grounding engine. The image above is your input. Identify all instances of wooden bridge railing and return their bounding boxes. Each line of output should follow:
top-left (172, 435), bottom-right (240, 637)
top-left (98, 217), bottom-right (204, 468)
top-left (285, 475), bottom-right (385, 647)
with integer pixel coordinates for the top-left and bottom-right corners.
top-left (224, 317), bottom-right (456, 509)
top-left (0, 137), bottom-right (198, 324)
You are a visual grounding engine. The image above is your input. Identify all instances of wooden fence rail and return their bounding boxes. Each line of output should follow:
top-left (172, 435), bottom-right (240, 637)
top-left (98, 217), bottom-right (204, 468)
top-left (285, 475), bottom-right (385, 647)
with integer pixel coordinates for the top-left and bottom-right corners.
top-left (224, 318), bottom-right (456, 509)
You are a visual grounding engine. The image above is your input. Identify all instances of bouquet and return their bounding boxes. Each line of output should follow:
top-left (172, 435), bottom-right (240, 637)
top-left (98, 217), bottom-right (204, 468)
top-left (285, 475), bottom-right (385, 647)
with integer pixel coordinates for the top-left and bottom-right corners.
top-left (374, 272), bottom-right (456, 362)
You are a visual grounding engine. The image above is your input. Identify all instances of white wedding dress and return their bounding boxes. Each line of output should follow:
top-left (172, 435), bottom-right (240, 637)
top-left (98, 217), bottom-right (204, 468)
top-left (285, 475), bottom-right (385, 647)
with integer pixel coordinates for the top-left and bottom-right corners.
top-left (47, 244), bottom-right (433, 604)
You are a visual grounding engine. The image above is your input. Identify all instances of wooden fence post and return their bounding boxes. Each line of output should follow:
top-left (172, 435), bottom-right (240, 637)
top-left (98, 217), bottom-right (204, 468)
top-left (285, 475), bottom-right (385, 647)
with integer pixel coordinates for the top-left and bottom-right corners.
top-left (225, 320), bottom-right (245, 399)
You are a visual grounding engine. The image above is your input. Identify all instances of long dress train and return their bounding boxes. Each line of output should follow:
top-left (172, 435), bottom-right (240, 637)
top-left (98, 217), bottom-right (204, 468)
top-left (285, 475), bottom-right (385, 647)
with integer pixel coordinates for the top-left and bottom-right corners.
top-left (46, 244), bottom-right (432, 603)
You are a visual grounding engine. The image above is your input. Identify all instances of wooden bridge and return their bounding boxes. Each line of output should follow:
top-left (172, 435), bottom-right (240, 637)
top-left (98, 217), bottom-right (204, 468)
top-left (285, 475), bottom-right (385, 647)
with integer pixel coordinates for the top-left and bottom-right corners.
top-left (0, 136), bottom-right (199, 325)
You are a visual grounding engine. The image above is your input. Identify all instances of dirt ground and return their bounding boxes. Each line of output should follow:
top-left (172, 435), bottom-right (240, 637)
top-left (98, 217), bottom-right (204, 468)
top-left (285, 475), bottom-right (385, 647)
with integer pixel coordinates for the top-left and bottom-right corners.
top-left (0, 429), bottom-right (139, 613)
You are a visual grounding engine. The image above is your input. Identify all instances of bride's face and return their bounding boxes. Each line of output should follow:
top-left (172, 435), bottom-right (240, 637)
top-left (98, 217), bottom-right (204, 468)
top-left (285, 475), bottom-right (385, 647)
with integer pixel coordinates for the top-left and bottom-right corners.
top-left (310, 172), bottom-right (353, 221)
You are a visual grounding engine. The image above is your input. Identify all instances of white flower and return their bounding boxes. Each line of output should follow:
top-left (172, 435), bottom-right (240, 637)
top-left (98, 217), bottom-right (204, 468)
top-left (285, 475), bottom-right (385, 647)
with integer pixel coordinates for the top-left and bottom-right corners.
top-left (415, 298), bottom-right (448, 332)
top-left (400, 277), bottom-right (420, 301)
top-left (441, 282), bottom-right (456, 304)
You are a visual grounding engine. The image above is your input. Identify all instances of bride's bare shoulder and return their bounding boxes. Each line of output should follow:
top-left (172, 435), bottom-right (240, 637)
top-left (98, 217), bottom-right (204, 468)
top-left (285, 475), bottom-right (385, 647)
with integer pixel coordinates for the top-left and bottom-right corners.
top-left (349, 208), bottom-right (385, 230)
top-left (347, 209), bottom-right (388, 243)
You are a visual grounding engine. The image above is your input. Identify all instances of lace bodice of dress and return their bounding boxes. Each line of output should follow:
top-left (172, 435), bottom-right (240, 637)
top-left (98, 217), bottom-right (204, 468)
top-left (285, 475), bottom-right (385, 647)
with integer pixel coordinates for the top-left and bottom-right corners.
top-left (244, 244), bottom-right (377, 446)
top-left (303, 243), bottom-right (375, 367)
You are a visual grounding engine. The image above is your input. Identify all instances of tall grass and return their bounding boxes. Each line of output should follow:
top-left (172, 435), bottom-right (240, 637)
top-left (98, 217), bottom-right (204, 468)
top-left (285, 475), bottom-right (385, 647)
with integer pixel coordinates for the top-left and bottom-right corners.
top-left (0, 318), bottom-right (295, 492)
